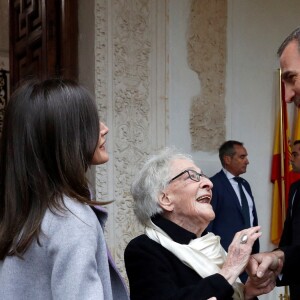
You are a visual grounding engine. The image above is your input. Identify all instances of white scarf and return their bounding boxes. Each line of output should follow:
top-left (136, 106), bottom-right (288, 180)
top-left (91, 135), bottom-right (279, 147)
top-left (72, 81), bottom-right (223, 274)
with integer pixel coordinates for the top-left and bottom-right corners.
top-left (145, 220), bottom-right (244, 300)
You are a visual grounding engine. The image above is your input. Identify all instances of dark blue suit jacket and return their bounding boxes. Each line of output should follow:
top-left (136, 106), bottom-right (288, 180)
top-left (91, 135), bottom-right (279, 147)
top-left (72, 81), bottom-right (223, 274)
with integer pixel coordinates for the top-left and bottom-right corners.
top-left (279, 180), bottom-right (300, 247)
top-left (279, 180), bottom-right (300, 299)
top-left (206, 170), bottom-right (259, 283)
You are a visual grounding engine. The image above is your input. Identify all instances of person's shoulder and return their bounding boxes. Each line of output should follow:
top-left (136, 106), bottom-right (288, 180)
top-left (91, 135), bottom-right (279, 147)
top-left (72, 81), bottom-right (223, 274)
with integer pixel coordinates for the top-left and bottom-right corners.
top-left (125, 234), bottom-right (171, 262)
top-left (64, 197), bottom-right (97, 224)
top-left (125, 234), bottom-right (161, 251)
top-left (43, 196), bottom-right (99, 233)
top-left (210, 170), bottom-right (225, 182)
top-left (42, 197), bottom-right (103, 249)
top-left (126, 234), bottom-right (148, 246)
top-left (290, 179), bottom-right (300, 189)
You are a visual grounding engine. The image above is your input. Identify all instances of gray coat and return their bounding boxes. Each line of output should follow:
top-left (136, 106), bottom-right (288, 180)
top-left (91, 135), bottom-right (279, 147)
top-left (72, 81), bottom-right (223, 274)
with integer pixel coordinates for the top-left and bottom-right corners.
top-left (0, 196), bottom-right (129, 300)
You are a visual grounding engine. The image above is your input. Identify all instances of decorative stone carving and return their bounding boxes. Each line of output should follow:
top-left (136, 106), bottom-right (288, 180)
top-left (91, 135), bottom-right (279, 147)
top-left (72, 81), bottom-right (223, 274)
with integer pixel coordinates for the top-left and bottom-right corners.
top-left (187, 0), bottom-right (227, 151)
top-left (94, 0), bottom-right (167, 281)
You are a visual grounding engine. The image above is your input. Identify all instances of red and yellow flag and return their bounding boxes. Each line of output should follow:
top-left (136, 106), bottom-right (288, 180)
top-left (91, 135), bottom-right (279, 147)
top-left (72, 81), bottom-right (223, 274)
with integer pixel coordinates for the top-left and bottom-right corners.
top-left (270, 81), bottom-right (290, 245)
top-left (270, 79), bottom-right (300, 245)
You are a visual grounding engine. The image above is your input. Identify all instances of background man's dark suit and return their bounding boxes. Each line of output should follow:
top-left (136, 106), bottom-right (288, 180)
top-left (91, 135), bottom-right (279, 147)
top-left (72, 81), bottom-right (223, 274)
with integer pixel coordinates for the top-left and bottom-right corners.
top-left (279, 180), bottom-right (300, 299)
top-left (206, 170), bottom-right (259, 283)
top-left (207, 170), bottom-right (259, 252)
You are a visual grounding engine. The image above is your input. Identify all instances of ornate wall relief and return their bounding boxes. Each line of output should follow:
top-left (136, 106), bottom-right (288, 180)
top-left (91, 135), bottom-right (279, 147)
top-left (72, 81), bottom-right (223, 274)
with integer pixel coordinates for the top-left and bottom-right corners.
top-left (187, 0), bottom-right (227, 151)
top-left (94, 0), bottom-right (167, 280)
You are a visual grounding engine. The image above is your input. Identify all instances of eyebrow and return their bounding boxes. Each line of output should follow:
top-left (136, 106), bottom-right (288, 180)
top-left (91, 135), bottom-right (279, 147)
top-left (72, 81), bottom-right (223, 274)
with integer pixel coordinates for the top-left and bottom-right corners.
top-left (281, 71), bottom-right (296, 81)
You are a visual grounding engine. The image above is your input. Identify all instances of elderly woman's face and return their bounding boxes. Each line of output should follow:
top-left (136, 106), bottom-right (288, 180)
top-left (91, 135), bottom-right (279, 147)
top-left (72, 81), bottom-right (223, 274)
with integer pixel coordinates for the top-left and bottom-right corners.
top-left (162, 158), bottom-right (214, 235)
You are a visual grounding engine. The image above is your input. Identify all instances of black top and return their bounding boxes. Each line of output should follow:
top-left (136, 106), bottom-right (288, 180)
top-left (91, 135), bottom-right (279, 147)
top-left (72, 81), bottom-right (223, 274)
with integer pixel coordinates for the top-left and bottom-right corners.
top-left (279, 180), bottom-right (300, 247)
top-left (278, 180), bottom-right (300, 299)
top-left (124, 215), bottom-right (235, 300)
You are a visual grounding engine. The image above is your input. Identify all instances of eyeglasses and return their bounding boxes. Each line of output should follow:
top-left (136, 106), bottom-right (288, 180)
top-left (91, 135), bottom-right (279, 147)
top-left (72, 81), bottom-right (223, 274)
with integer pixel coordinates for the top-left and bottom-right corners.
top-left (168, 169), bottom-right (208, 184)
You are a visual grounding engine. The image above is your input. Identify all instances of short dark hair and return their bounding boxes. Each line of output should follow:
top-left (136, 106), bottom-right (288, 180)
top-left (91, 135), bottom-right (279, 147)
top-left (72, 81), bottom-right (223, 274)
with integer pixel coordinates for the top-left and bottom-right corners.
top-left (277, 27), bottom-right (300, 57)
top-left (0, 78), bottom-right (100, 259)
top-left (219, 140), bottom-right (243, 167)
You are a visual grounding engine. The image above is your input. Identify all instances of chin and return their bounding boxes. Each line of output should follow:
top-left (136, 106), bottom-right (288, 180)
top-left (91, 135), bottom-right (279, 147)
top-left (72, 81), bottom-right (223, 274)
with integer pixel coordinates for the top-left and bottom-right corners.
top-left (99, 154), bottom-right (109, 164)
top-left (91, 152), bottom-right (109, 165)
top-left (101, 157), bottom-right (109, 164)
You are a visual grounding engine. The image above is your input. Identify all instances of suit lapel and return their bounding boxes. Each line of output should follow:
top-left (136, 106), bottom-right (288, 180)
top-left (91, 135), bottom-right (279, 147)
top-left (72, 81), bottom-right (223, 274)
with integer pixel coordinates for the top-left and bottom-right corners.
top-left (219, 170), bottom-right (244, 214)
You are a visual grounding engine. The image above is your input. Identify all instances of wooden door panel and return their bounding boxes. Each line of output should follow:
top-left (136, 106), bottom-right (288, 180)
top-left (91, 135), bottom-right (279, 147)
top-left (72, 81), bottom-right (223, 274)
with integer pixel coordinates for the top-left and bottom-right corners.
top-left (9, 0), bottom-right (77, 92)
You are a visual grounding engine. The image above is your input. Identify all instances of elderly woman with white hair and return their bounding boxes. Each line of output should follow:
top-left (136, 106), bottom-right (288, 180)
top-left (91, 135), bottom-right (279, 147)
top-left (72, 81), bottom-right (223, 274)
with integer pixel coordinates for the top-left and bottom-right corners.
top-left (124, 148), bottom-right (278, 300)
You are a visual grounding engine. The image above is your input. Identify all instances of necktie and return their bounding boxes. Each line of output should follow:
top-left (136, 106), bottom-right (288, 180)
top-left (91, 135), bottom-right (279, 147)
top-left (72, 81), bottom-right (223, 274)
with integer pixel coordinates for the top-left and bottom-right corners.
top-left (233, 177), bottom-right (251, 228)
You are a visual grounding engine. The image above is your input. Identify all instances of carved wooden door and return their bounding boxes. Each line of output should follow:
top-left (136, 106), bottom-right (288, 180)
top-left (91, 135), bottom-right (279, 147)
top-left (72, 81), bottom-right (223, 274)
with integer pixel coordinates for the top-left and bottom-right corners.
top-left (9, 0), bottom-right (78, 92)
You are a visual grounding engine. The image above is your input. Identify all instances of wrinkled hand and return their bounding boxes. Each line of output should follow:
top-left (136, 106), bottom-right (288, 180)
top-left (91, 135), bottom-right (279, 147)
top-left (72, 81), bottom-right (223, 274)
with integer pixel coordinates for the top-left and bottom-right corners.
top-left (219, 226), bottom-right (262, 284)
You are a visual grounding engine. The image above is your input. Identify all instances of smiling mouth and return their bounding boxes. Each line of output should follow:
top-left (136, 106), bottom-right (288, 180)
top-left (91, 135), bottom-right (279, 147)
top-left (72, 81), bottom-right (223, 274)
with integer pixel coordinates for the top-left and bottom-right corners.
top-left (196, 195), bottom-right (211, 203)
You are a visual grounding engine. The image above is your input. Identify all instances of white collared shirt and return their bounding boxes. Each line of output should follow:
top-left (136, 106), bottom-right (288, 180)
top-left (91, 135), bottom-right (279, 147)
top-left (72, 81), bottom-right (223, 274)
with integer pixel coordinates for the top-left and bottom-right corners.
top-left (223, 168), bottom-right (254, 226)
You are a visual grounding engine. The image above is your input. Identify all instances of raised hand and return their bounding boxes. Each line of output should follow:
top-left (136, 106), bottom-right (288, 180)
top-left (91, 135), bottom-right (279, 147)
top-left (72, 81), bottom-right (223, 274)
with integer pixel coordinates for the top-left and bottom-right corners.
top-left (219, 226), bottom-right (262, 284)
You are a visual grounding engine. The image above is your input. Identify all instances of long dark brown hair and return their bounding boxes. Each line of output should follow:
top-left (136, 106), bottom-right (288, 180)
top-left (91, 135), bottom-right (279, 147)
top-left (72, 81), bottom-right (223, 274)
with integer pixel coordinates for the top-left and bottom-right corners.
top-left (0, 78), bottom-right (101, 259)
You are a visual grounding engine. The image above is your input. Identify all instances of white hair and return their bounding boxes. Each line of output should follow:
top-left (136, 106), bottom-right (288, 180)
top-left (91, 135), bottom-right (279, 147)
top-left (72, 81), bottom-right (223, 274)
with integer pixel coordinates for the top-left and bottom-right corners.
top-left (131, 147), bottom-right (193, 225)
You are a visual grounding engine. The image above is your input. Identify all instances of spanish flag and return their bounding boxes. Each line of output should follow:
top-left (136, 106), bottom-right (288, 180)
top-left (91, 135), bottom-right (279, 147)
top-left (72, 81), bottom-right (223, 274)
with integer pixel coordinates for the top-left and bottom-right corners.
top-left (270, 76), bottom-right (300, 245)
top-left (270, 80), bottom-right (291, 245)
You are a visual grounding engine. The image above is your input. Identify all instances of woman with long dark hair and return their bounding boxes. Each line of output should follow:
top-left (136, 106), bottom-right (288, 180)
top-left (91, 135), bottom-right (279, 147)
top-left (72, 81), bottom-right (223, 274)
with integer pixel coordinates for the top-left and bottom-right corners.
top-left (0, 79), bottom-right (129, 300)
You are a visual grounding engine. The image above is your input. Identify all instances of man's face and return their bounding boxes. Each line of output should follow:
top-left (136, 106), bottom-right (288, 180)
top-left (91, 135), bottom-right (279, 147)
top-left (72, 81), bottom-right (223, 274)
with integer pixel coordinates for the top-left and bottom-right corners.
top-left (291, 143), bottom-right (300, 172)
top-left (224, 145), bottom-right (249, 176)
top-left (280, 40), bottom-right (300, 107)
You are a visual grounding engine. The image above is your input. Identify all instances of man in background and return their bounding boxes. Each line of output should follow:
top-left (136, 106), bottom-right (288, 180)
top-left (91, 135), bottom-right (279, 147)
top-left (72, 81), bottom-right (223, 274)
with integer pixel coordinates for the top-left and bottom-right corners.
top-left (207, 140), bottom-right (259, 283)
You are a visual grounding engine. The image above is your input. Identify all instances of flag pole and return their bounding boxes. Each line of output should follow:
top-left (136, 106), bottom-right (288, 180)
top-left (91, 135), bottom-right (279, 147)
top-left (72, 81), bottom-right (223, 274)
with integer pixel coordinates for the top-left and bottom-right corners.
top-left (279, 69), bottom-right (286, 225)
top-left (278, 68), bottom-right (290, 300)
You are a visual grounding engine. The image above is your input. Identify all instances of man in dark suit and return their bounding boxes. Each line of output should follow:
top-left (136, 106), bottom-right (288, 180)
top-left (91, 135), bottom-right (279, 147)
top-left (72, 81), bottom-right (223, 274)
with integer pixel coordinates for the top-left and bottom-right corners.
top-left (278, 140), bottom-right (300, 299)
top-left (207, 140), bottom-right (259, 283)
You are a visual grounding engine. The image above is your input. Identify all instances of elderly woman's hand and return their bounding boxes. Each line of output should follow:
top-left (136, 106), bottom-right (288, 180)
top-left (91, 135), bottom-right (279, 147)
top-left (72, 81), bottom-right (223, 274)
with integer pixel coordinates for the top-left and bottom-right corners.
top-left (219, 226), bottom-right (262, 285)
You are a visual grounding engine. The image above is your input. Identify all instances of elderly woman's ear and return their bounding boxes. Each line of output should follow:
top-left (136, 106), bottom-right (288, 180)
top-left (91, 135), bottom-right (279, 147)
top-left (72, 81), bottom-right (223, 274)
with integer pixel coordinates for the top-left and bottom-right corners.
top-left (158, 192), bottom-right (174, 212)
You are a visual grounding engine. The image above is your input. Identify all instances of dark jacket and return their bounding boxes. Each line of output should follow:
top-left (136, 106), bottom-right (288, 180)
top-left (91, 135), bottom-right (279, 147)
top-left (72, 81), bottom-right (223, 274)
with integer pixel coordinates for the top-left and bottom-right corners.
top-left (206, 170), bottom-right (259, 283)
top-left (279, 244), bottom-right (300, 285)
top-left (207, 170), bottom-right (259, 253)
top-left (278, 180), bottom-right (300, 299)
top-left (124, 215), bottom-right (236, 300)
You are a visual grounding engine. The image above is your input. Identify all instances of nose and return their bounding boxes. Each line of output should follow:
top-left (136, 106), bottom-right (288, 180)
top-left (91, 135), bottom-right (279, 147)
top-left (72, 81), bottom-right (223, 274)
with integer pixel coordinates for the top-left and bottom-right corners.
top-left (291, 155), bottom-right (295, 163)
top-left (100, 122), bottom-right (109, 135)
top-left (201, 177), bottom-right (213, 190)
top-left (284, 84), bottom-right (295, 103)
